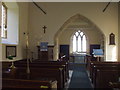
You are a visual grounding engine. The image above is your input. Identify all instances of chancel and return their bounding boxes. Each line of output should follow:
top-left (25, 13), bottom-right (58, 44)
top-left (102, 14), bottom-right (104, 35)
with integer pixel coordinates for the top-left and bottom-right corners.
top-left (0, 1), bottom-right (120, 90)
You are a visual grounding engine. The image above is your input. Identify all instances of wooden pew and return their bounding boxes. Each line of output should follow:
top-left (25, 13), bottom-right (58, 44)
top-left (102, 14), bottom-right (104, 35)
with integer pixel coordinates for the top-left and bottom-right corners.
top-left (15, 60), bottom-right (69, 81)
top-left (1, 59), bottom-right (27, 69)
top-left (92, 65), bottom-right (120, 88)
top-left (109, 82), bottom-right (120, 89)
top-left (89, 61), bottom-right (120, 78)
top-left (90, 63), bottom-right (120, 79)
top-left (14, 63), bottom-right (66, 87)
top-left (2, 78), bottom-right (57, 90)
top-left (95, 69), bottom-right (120, 88)
top-left (2, 67), bottom-right (64, 88)
top-left (85, 55), bottom-right (97, 70)
top-left (86, 61), bottom-right (120, 88)
top-left (33, 60), bottom-right (69, 79)
top-left (14, 59), bottom-right (69, 87)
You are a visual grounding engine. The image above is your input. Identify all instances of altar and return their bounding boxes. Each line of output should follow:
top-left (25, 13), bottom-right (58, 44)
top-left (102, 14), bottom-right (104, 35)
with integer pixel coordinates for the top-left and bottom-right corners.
top-left (70, 53), bottom-right (86, 63)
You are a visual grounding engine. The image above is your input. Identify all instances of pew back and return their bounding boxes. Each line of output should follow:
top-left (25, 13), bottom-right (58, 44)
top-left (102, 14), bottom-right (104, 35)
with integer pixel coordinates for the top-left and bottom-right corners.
top-left (95, 69), bottom-right (120, 88)
top-left (2, 67), bottom-right (64, 88)
top-left (2, 78), bottom-right (57, 90)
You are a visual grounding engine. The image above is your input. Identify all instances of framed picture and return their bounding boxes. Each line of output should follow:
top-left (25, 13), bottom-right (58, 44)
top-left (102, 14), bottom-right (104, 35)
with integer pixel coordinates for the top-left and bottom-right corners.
top-left (6, 46), bottom-right (16, 58)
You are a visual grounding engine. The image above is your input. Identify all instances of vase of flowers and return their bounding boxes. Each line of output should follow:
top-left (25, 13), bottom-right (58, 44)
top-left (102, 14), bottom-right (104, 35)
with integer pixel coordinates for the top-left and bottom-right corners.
top-left (8, 55), bottom-right (16, 68)
top-left (8, 55), bottom-right (13, 60)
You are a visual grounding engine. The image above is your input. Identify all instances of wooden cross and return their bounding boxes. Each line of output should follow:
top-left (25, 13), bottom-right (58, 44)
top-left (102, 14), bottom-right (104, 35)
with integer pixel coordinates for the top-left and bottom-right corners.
top-left (43, 25), bottom-right (47, 34)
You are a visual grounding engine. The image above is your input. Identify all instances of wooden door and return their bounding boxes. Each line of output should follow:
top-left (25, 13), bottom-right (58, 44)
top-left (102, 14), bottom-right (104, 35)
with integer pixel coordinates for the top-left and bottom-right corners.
top-left (59, 45), bottom-right (69, 60)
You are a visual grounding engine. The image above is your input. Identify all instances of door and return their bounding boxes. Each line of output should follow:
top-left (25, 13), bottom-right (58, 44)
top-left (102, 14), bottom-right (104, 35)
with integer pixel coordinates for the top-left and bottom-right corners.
top-left (59, 45), bottom-right (69, 60)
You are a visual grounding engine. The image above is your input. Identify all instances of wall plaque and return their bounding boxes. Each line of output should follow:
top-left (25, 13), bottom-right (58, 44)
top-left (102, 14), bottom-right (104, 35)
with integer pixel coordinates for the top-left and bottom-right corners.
top-left (109, 33), bottom-right (115, 45)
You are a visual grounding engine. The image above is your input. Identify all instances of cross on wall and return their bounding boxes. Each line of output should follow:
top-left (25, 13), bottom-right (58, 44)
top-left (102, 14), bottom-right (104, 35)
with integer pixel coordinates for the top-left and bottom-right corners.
top-left (42, 25), bottom-right (47, 34)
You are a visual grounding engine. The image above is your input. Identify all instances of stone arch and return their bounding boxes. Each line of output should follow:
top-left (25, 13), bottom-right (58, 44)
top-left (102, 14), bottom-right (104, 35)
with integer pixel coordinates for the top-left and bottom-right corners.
top-left (54, 14), bottom-right (105, 60)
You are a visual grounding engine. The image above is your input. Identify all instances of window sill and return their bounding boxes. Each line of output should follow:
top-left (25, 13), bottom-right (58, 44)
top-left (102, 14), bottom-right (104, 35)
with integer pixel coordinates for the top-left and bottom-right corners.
top-left (1, 39), bottom-right (18, 45)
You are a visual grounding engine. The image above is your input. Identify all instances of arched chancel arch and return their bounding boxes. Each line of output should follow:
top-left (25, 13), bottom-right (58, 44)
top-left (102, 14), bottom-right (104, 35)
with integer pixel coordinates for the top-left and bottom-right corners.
top-left (54, 14), bottom-right (105, 60)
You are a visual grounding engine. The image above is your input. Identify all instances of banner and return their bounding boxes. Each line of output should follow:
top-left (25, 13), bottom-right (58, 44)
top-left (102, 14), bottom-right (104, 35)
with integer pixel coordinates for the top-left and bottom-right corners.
top-left (40, 42), bottom-right (48, 51)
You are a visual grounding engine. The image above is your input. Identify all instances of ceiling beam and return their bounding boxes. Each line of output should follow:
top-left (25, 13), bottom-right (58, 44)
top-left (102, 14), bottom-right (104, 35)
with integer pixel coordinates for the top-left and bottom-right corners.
top-left (32, 1), bottom-right (46, 15)
top-left (103, 2), bottom-right (111, 12)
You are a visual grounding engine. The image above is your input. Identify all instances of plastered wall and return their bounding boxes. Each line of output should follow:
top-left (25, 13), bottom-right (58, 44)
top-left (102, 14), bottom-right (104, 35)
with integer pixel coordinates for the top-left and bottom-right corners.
top-left (0, 2), bottom-right (118, 61)
top-left (118, 2), bottom-right (120, 61)
top-left (58, 28), bottom-right (103, 53)
top-left (0, 2), bottom-right (2, 60)
top-left (28, 2), bottom-right (118, 61)
top-left (1, 2), bottom-right (29, 60)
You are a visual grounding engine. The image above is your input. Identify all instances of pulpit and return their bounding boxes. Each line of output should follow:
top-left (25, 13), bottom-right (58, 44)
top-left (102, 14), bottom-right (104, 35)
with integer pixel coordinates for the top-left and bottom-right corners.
top-left (37, 45), bottom-right (54, 61)
top-left (40, 51), bottom-right (48, 61)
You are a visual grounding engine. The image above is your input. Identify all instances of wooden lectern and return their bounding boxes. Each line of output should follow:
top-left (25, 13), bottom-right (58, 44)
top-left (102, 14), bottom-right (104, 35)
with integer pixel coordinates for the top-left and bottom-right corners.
top-left (93, 49), bottom-right (104, 62)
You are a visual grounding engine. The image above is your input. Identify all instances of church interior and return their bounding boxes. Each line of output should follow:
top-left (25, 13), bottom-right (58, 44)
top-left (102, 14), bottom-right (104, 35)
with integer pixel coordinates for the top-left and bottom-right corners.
top-left (0, 1), bottom-right (120, 89)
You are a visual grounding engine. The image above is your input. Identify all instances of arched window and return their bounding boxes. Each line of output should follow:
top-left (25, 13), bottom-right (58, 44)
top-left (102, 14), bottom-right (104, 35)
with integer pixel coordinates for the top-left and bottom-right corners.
top-left (1, 2), bottom-right (19, 45)
top-left (1, 3), bottom-right (7, 38)
top-left (72, 30), bottom-right (86, 53)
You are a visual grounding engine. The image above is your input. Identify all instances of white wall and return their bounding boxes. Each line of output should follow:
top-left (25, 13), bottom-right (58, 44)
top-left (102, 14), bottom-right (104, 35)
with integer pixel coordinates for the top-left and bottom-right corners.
top-left (1, 2), bottom-right (19, 45)
top-left (0, 2), bottom-right (118, 61)
top-left (17, 2), bottom-right (29, 60)
top-left (7, 8), bottom-right (19, 44)
top-left (0, 2), bottom-right (2, 89)
top-left (0, 2), bottom-right (2, 60)
top-left (55, 14), bottom-right (104, 59)
top-left (1, 2), bottom-right (19, 60)
top-left (1, 2), bottom-right (29, 60)
top-left (28, 2), bottom-right (118, 61)
top-left (58, 28), bottom-right (103, 53)
top-left (118, 2), bottom-right (120, 61)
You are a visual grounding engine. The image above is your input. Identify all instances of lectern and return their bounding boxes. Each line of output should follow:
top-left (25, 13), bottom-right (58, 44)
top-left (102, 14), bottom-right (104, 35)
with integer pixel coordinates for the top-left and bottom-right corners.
top-left (92, 49), bottom-right (103, 62)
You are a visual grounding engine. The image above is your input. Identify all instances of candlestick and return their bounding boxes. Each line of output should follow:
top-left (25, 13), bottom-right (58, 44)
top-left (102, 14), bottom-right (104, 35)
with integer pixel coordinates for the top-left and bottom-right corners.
top-left (25, 32), bottom-right (30, 74)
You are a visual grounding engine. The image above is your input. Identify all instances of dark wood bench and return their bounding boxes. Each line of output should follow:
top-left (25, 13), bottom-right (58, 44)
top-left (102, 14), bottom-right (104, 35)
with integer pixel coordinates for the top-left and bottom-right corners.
top-left (92, 65), bottom-right (120, 88)
top-left (87, 61), bottom-right (120, 88)
top-left (14, 63), bottom-right (67, 87)
top-left (90, 63), bottom-right (120, 79)
top-left (89, 61), bottom-right (120, 78)
top-left (15, 60), bottom-right (69, 81)
top-left (109, 82), bottom-right (120, 89)
top-left (2, 67), bottom-right (64, 88)
top-left (3, 59), bottom-right (69, 88)
top-left (85, 55), bottom-right (97, 70)
top-left (95, 69), bottom-right (120, 88)
top-left (2, 78), bottom-right (57, 90)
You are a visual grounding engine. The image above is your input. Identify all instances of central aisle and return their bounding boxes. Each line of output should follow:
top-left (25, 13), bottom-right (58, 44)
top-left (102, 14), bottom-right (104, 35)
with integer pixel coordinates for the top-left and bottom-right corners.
top-left (68, 63), bottom-right (93, 89)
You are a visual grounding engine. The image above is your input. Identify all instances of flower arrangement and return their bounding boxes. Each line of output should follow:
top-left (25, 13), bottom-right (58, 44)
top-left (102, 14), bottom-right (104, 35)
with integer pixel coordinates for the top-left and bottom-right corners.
top-left (7, 55), bottom-right (13, 60)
